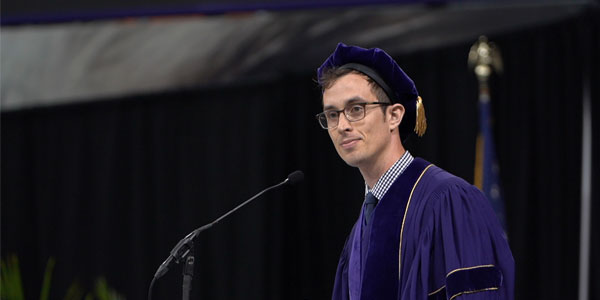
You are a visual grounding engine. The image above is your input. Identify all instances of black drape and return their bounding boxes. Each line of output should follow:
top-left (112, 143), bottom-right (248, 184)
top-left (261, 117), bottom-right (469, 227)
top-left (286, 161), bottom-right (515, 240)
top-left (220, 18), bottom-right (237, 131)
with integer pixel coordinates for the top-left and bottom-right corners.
top-left (2, 10), bottom-right (598, 300)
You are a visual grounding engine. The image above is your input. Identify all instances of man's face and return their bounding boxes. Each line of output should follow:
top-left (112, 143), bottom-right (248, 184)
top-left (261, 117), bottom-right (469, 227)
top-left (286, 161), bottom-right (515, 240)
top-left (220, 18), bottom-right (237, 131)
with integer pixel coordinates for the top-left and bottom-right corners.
top-left (322, 73), bottom-right (395, 168)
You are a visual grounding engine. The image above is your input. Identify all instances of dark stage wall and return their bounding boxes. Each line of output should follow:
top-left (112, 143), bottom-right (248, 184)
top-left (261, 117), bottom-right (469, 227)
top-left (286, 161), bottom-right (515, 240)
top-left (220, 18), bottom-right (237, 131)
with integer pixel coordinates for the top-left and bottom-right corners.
top-left (2, 12), bottom-right (599, 300)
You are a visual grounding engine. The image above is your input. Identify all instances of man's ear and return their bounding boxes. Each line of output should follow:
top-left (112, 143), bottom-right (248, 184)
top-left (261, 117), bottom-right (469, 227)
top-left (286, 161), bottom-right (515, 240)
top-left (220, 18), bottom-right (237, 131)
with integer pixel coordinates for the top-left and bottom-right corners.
top-left (388, 103), bottom-right (405, 131)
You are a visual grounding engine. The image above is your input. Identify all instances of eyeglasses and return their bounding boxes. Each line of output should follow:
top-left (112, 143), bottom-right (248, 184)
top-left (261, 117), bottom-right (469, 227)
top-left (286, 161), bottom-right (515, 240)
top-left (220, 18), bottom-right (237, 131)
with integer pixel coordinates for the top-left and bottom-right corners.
top-left (316, 102), bottom-right (391, 129)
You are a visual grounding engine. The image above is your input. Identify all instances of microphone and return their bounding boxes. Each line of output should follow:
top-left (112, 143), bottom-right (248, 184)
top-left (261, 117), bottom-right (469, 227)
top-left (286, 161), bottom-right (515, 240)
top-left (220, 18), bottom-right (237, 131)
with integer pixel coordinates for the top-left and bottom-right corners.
top-left (151, 170), bottom-right (304, 281)
top-left (285, 170), bottom-right (304, 186)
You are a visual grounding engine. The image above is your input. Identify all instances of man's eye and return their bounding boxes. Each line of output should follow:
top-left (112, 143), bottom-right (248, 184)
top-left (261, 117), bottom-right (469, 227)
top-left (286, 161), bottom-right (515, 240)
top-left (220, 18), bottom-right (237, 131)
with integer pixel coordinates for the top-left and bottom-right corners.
top-left (349, 105), bottom-right (364, 113)
top-left (325, 111), bottom-right (339, 119)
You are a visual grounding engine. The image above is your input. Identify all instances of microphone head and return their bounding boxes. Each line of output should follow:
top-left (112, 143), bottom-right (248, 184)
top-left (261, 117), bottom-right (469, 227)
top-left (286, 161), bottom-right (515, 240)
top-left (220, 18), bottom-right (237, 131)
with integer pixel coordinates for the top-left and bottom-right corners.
top-left (287, 170), bottom-right (304, 186)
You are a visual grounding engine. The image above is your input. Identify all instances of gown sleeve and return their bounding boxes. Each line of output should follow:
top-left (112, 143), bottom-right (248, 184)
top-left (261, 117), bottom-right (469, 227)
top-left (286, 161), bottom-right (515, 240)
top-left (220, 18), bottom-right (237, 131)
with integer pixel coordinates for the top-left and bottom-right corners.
top-left (401, 176), bottom-right (515, 300)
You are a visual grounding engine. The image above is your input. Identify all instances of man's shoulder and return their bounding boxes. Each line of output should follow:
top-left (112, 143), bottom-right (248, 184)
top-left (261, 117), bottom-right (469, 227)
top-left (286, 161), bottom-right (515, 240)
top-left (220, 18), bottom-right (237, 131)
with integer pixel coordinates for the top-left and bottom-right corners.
top-left (383, 157), bottom-right (481, 206)
top-left (409, 158), bottom-right (480, 198)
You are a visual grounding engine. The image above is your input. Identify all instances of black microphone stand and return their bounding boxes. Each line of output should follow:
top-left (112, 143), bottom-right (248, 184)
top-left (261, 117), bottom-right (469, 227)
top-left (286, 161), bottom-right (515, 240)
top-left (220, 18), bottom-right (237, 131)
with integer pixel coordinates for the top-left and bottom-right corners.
top-left (148, 171), bottom-right (304, 300)
top-left (182, 248), bottom-right (195, 300)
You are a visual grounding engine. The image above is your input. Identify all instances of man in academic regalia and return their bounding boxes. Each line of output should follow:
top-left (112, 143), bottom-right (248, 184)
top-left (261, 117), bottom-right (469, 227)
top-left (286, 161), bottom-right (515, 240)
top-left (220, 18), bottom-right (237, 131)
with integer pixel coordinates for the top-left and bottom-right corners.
top-left (316, 43), bottom-right (514, 300)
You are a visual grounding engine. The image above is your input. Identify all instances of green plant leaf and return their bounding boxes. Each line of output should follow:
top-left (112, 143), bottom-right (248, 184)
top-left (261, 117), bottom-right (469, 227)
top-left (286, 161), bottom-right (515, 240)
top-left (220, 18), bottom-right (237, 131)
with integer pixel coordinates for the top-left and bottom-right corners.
top-left (1, 256), bottom-right (125, 300)
top-left (63, 281), bottom-right (84, 300)
top-left (39, 257), bottom-right (55, 300)
top-left (93, 277), bottom-right (125, 300)
top-left (95, 278), bottom-right (109, 300)
top-left (1, 255), bottom-right (25, 300)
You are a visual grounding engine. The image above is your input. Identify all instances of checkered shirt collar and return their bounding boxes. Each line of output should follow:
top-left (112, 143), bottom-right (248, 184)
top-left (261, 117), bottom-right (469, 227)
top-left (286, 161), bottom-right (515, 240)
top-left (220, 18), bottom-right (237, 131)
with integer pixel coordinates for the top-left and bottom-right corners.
top-left (365, 151), bottom-right (414, 200)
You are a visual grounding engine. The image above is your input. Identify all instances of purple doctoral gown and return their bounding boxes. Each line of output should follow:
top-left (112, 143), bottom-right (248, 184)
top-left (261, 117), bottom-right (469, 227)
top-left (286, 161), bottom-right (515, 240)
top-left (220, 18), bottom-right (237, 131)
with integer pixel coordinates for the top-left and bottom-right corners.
top-left (332, 158), bottom-right (514, 300)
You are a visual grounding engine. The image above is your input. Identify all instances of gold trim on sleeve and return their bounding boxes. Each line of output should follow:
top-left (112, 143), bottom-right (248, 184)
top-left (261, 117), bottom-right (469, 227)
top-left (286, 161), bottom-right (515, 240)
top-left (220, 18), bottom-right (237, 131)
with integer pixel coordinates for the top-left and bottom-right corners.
top-left (398, 164), bottom-right (434, 279)
top-left (446, 265), bottom-right (499, 299)
top-left (446, 264), bottom-right (495, 277)
top-left (425, 265), bottom-right (498, 297)
top-left (449, 287), bottom-right (499, 300)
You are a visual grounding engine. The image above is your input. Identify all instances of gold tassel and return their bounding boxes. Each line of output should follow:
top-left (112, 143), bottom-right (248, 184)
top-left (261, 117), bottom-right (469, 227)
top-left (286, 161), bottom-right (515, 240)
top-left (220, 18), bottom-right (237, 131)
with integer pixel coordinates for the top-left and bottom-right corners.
top-left (414, 96), bottom-right (427, 137)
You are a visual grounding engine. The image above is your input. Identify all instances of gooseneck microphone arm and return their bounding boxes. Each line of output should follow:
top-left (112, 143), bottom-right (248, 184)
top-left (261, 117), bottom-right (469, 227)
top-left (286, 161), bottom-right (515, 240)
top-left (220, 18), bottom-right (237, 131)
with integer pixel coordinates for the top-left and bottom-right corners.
top-left (148, 170), bottom-right (304, 300)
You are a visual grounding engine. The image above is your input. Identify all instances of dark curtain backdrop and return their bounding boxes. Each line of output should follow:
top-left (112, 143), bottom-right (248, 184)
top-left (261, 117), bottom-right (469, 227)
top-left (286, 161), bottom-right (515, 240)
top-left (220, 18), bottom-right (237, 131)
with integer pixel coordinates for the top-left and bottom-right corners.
top-left (2, 10), bottom-right (598, 300)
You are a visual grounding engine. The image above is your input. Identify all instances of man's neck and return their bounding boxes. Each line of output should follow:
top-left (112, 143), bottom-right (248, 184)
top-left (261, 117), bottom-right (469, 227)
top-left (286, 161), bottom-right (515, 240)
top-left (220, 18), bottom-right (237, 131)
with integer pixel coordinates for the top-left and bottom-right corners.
top-left (360, 147), bottom-right (406, 189)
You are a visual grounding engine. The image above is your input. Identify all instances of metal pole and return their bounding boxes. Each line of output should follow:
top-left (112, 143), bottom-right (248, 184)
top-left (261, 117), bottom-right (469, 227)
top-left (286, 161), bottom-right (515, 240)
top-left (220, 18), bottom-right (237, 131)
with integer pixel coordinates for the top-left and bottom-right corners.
top-left (578, 69), bottom-right (592, 300)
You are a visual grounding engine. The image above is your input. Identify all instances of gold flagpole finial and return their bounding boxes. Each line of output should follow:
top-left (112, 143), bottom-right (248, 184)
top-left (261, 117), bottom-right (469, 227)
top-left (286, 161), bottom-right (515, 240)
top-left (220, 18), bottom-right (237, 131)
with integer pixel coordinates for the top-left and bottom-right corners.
top-left (468, 36), bottom-right (503, 83)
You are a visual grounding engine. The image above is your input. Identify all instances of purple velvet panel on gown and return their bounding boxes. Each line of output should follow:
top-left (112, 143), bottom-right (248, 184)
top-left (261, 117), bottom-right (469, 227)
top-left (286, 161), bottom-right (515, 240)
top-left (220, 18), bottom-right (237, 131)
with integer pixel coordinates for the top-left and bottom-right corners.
top-left (332, 158), bottom-right (514, 300)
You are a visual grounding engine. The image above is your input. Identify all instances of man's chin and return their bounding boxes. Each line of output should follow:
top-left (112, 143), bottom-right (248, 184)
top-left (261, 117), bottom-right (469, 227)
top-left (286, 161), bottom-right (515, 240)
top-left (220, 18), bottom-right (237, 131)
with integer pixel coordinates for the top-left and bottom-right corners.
top-left (336, 147), bottom-right (366, 167)
top-left (341, 155), bottom-right (363, 168)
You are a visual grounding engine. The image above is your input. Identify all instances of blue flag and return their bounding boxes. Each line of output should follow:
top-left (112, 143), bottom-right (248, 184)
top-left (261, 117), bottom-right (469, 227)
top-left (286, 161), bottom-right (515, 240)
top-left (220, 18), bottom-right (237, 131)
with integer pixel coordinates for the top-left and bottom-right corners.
top-left (474, 90), bottom-right (507, 233)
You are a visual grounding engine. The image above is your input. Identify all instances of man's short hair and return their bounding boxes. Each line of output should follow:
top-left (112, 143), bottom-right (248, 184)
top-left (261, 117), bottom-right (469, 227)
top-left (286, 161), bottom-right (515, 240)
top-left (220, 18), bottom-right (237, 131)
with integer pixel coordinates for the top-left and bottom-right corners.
top-left (319, 67), bottom-right (391, 105)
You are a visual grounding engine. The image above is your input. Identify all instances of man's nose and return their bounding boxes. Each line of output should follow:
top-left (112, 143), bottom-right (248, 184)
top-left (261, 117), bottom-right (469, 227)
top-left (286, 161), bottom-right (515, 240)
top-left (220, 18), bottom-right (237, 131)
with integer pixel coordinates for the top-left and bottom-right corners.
top-left (337, 113), bottom-right (352, 132)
